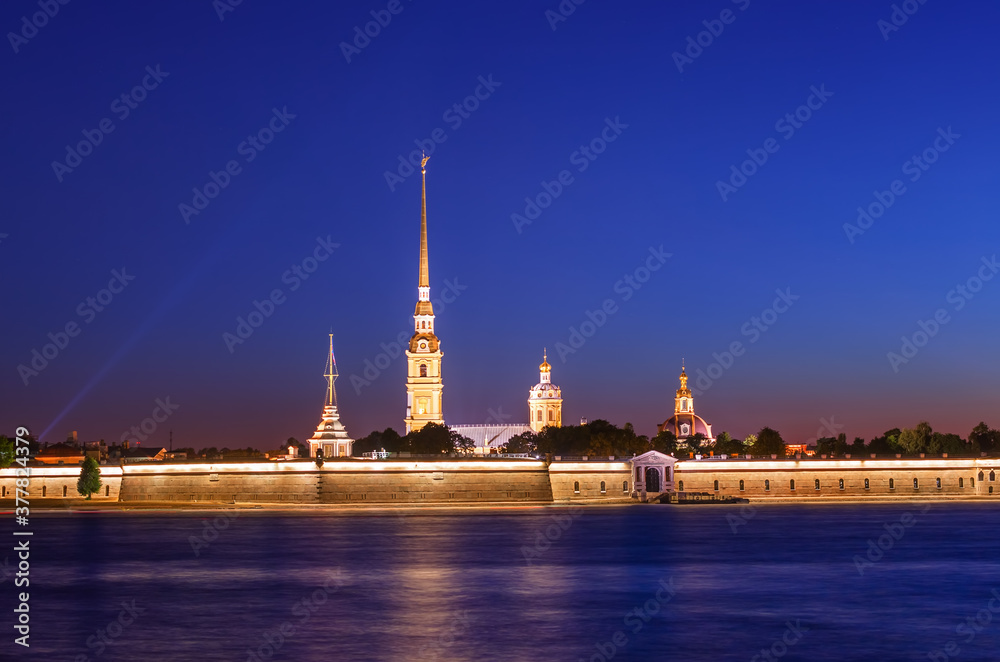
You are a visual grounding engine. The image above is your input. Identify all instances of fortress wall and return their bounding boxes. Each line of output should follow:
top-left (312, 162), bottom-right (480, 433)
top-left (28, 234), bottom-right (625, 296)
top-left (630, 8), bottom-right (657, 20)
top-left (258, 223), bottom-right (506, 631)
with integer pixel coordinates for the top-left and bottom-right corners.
top-left (118, 459), bottom-right (554, 504)
top-left (675, 459), bottom-right (1000, 498)
top-left (548, 461), bottom-right (633, 502)
top-left (0, 466), bottom-right (123, 501)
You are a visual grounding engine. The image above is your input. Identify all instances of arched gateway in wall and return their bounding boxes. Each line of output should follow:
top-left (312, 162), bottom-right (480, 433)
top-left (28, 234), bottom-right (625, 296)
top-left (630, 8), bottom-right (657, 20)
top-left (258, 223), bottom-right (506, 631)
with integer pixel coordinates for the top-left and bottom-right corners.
top-left (632, 451), bottom-right (677, 495)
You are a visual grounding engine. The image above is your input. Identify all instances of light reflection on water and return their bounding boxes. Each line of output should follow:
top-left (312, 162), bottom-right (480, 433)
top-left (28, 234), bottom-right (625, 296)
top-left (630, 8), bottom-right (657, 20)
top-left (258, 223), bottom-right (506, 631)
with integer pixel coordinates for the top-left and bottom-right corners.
top-left (13, 503), bottom-right (1000, 661)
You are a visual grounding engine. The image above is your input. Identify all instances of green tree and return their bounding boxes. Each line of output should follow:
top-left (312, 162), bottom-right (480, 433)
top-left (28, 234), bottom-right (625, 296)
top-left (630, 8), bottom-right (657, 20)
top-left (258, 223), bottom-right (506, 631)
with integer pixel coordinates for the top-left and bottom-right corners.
top-left (850, 437), bottom-right (867, 455)
top-left (77, 456), bottom-right (102, 499)
top-left (651, 430), bottom-right (678, 454)
top-left (0, 436), bottom-right (14, 469)
top-left (452, 432), bottom-right (476, 456)
top-left (406, 423), bottom-right (453, 454)
top-left (502, 432), bottom-right (538, 455)
top-left (898, 421), bottom-right (933, 454)
top-left (969, 422), bottom-right (1000, 454)
top-left (713, 431), bottom-right (744, 456)
top-left (751, 427), bottom-right (786, 457)
top-left (684, 433), bottom-right (708, 455)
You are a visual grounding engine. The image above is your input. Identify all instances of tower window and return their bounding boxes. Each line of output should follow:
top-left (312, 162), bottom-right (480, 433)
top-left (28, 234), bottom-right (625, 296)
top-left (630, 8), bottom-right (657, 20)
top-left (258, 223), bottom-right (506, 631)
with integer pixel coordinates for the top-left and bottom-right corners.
top-left (548, 410), bottom-right (554, 421)
top-left (537, 411), bottom-right (543, 422)
top-left (419, 364), bottom-right (427, 377)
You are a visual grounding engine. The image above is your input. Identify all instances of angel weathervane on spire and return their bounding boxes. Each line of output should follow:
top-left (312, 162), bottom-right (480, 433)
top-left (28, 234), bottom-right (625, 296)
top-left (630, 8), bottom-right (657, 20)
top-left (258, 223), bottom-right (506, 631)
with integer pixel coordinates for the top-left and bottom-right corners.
top-left (421, 153), bottom-right (430, 174)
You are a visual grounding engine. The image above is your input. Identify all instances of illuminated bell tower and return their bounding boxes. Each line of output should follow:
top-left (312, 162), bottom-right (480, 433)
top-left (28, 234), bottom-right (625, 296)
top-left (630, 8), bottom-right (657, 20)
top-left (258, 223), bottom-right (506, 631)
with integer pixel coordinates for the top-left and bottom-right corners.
top-left (404, 155), bottom-right (444, 433)
top-left (528, 349), bottom-right (562, 433)
top-left (675, 364), bottom-right (693, 417)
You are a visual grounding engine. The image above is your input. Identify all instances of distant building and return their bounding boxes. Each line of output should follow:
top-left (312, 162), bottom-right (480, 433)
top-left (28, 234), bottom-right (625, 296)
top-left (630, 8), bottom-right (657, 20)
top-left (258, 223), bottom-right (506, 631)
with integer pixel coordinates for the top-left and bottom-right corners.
top-left (266, 445), bottom-right (300, 461)
top-left (307, 334), bottom-right (354, 458)
top-left (658, 366), bottom-right (714, 442)
top-left (785, 443), bottom-right (816, 457)
top-left (36, 442), bottom-right (85, 465)
top-left (449, 424), bottom-right (533, 455)
top-left (528, 350), bottom-right (563, 433)
top-left (123, 447), bottom-right (166, 462)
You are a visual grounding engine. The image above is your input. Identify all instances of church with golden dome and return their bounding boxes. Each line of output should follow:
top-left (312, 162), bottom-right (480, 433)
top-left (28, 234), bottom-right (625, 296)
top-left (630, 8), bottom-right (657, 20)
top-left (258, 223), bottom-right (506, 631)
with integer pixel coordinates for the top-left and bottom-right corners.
top-left (658, 365), bottom-right (714, 441)
top-left (528, 350), bottom-right (563, 433)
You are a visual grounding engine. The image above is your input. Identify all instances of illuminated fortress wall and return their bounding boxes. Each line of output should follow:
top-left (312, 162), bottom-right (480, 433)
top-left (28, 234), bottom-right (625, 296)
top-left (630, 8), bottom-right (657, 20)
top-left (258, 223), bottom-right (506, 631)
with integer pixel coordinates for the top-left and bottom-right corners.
top-left (116, 460), bottom-right (556, 504)
top-left (673, 458), bottom-right (1000, 498)
top-left (0, 466), bottom-right (123, 501)
top-left (2, 459), bottom-right (998, 505)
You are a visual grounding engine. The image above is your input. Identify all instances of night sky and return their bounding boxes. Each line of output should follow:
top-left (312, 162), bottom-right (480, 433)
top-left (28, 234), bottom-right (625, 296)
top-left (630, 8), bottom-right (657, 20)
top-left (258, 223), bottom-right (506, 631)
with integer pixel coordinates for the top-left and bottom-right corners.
top-left (3, 0), bottom-right (998, 449)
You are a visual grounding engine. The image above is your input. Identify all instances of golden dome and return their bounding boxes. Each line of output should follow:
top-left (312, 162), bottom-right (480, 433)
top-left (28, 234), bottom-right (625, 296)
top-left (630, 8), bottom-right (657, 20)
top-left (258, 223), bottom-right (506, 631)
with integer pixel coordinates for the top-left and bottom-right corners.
top-left (539, 348), bottom-right (551, 372)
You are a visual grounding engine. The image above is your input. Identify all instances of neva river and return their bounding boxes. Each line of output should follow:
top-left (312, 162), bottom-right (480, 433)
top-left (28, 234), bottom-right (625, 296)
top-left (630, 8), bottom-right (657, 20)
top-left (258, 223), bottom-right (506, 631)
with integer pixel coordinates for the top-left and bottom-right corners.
top-left (13, 503), bottom-right (1000, 661)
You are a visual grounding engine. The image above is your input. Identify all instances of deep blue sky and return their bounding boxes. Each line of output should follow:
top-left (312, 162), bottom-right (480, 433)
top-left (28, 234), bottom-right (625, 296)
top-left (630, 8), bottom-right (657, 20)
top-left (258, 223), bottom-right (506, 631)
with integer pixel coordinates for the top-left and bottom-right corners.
top-left (3, 0), bottom-right (999, 449)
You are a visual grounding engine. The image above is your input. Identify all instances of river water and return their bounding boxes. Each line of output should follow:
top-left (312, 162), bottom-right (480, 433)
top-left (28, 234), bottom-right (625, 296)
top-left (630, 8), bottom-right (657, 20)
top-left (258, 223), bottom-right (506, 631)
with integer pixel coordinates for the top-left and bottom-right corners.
top-left (8, 502), bottom-right (1000, 661)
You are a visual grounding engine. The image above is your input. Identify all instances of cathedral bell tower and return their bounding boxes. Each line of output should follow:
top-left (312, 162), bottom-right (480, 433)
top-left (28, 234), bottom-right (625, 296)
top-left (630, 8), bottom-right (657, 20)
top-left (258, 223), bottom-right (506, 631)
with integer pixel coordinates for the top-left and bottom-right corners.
top-left (404, 155), bottom-right (444, 433)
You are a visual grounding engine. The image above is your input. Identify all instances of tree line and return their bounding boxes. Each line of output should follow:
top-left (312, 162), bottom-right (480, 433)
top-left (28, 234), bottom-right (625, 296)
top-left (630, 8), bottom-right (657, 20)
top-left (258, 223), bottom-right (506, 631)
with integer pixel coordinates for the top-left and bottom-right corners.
top-left (348, 419), bottom-right (1000, 459)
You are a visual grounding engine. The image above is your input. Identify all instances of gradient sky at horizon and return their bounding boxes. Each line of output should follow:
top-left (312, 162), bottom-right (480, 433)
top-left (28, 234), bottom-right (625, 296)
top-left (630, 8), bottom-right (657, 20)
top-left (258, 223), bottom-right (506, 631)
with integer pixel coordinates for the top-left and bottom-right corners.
top-left (2, 0), bottom-right (999, 449)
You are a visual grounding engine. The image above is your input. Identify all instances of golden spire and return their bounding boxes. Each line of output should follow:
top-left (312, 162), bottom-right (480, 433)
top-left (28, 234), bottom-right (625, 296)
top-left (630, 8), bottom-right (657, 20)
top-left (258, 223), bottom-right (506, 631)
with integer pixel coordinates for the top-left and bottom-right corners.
top-left (324, 333), bottom-right (339, 408)
top-left (539, 348), bottom-right (551, 372)
top-left (418, 154), bottom-right (430, 292)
